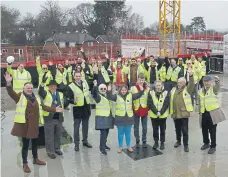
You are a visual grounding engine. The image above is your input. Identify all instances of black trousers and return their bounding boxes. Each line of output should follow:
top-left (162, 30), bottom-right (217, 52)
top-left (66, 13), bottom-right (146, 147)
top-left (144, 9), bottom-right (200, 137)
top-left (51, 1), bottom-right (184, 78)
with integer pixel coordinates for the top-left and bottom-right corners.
top-left (202, 112), bottom-right (217, 148)
top-left (22, 138), bottom-right (38, 164)
top-left (174, 118), bottom-right (189, 146)
top-left (73, 118), bottom-right (89, 145)
top-left (151, 119), bottom-right (166, 142)
top-left (100, 129), bottom-right (109, 151)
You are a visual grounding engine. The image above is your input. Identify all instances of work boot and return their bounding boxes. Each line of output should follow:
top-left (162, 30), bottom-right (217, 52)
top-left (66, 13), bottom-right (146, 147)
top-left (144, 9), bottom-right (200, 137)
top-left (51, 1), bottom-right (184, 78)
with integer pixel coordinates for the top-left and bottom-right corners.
top-left (33, 158), bottom-right (46, 165)
top-left (83, 142), bottom-right (92, 148)
top-left (174, 141), bottom-right (181, 148)
top-left (100, 150), bottom-right (107, 155)
top-left (142, 142), bottom-right (147, 148)
top-left (135, 141), bottom-right (140, 148)
top-left (201, 144), bottom-right (210, 150)
top-left (74, 145), bottom-right (79, 151)
top-left (208, 148), bottom-right (216, 154)
top-left (184, 146), bottom-right (189, 152)
top-left (55, 150), bottom-right (63, 155)
top-left (47, 153), bottom-right (56, 159)
top-left (160, 142), bottom-right (165, 150)
top-left (105, 145), bottom-right (111, 151)
top-left (23, 163), bottom-right (31, 173)
top-left (153, 142), bottom-right (159, 149)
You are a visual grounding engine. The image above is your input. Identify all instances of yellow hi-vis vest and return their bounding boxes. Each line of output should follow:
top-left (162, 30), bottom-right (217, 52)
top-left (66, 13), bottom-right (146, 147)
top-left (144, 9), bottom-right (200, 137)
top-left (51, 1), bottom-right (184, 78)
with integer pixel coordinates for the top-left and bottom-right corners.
top-left (199, 87), bottom-right (219, 113)
top-left (38, 71), bottom-right (53, 87)
top-left (43, 91), bottom-right (64, 117)
top-left (170, 87), bottom-right (193, 115)
top-left (14, 94), bottom-right (44, 124)
top-left (199, 61), bottom-right (206, 79)
top-left (69, 82), bottom-right (90, 106)
top-left (115, 94), bottom-right (133, 117)
top-left (166, 66), bottom-right (181, 82)
top-left (146, 67), bottom-right (159, 83)
top-left (131, 86), bottom-right (149, 111)
top-left (149, 90), bottom-right (169, 118)
top-left (159, 65), bottom-right (167, 82)
top-left (99, 66), bottom-right (110, 83)
top-left (55, 69), bottom-right (67, 85)
top-left (96, 94), bottom-right (111, 117)
top-left (184, 67), bottom-right (198, 84)
top-left (65, 65), bottom-right (73, 83)
top-left (7, 65), bottom-right (31, 93)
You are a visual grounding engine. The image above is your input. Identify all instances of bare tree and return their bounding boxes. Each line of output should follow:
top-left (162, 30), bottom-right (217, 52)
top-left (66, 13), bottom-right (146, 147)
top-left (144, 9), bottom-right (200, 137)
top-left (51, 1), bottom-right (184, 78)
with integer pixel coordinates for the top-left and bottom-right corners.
top-left (123, 13), bottom-right (144, 34)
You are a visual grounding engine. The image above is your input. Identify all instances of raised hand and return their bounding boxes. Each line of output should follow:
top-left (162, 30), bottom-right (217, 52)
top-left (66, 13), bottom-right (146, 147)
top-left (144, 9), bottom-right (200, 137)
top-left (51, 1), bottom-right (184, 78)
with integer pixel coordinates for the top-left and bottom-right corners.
top-left (93, 80), bottom-right (97, 86)
top-left (55, 106), bottom-right (64, 113)
top-left (4, 72), bottom-right (12, 82)
top-left (107, 84), bottom-right (112, 91)
top-left (80, 47), bottom-right (84, 53)
top-left (36, 55), bottom-right (40, 60)
top-left (138, 84), bottom-right (143, 91)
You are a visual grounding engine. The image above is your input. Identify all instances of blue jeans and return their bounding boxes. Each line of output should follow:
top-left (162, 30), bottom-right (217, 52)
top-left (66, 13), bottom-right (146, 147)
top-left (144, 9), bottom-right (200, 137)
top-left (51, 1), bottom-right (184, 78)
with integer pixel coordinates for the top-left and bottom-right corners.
top-left (117, 126), bottom-right (132, 148)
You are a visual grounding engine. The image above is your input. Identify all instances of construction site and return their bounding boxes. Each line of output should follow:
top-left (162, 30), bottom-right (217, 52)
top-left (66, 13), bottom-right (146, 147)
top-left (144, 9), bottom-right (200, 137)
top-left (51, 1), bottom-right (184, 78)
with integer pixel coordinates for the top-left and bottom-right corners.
top-left (1, 0), bottom-right (228, 177)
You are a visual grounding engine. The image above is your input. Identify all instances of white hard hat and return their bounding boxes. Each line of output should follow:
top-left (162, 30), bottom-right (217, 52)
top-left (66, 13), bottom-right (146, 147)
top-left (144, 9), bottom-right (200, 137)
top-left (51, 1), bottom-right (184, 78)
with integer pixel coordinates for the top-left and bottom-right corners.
top-left (7, 56), bottom-right (15, 63)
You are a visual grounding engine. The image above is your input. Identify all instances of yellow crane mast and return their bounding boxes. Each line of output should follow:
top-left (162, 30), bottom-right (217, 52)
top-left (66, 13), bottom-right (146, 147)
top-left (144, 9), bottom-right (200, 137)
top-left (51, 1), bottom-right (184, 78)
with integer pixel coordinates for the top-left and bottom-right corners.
top-left (159, 0), bottom-right (181, 56)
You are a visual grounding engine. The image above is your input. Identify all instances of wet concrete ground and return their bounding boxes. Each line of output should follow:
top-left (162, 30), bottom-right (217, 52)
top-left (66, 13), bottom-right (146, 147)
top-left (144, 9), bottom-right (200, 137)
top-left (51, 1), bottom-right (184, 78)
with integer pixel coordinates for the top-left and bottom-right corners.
top-left (1, 75), bottom-right (228, 177)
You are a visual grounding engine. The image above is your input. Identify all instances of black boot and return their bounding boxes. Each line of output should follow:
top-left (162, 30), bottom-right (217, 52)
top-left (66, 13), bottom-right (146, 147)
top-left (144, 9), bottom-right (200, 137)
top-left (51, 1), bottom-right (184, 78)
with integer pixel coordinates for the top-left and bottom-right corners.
top-left (135, 141), bottom-right (140, 148)
top-left (174, 141), bottom-right (181, 148)
top-left (160, 142), bottom-right (165, 150)
top-left (142, 142), bottom-right (147, 148)
top-left (153, 142), bottom-right (159, 149)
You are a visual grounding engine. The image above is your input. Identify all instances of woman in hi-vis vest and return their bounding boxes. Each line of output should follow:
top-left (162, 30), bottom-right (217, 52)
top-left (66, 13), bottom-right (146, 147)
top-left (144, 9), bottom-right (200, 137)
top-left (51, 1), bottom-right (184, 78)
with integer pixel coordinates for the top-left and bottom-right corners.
top-left (92, 80), bottom-right (114, 155)
top-left (107, 84), bottom-right (144, 153)
top-left (4, 72), bottom-right (64, 173)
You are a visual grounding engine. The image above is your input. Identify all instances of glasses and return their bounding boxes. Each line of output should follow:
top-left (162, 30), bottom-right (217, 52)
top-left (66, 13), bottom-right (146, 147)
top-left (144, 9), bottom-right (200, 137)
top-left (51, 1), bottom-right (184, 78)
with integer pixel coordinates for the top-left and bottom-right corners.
top-left (100, 88), bottom-right (107, 91)
top-left (187, 63), bottom-right (191, 65)
top-left (42, 68), bottom-right (48, 70)
top-left (179, 60), bottom-right (183, 61)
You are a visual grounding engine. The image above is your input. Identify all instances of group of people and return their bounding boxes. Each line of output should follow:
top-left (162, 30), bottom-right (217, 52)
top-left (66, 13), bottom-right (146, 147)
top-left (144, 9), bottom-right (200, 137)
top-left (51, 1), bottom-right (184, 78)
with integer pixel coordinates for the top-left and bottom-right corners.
top-left (5, 49), bottom-right (225, 173)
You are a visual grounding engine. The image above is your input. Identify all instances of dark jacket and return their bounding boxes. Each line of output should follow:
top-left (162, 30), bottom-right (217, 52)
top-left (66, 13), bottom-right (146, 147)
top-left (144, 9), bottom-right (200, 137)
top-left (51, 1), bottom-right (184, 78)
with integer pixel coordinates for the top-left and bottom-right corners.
top-left (107, 90), bottom-right (143, 126)
top-left (148, 90), bottom-right (170, 118)
top-left (38, 85), bottom-right (69, 121)
top-left (92, 86), bottom-right (114, 130)
top-left (66, 81), bottom-right (91, 119)
top-left (143, 60), bottom-right (158, 84)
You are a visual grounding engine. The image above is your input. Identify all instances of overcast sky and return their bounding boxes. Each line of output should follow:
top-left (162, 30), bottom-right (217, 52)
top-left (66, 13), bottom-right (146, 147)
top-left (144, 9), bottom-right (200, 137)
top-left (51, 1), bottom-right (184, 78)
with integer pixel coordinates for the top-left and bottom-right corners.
top-left (2, 0), bottom-right (228, 31)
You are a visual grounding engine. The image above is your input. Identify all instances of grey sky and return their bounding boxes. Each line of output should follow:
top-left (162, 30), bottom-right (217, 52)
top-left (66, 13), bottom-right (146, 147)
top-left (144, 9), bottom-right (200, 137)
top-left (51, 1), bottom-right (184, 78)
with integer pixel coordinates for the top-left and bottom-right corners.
top-left (2, 0), bottom-right (228, 31)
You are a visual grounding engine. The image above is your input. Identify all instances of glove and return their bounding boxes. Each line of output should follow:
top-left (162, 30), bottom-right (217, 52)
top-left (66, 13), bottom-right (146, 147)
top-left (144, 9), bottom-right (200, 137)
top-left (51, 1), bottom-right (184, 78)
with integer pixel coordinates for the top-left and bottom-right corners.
top-left (42, 72), bottom-right (48, 83)
top-left (157, 112), bottom-right (161, 117)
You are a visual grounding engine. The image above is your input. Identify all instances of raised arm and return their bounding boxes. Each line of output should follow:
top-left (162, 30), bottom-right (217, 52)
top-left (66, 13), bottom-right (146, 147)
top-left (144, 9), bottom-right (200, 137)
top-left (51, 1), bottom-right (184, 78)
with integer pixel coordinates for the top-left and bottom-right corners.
top-left (106, 85), bottom-right (117, 101)
top-left (5, 72), bottom-right (20, 103)
top-left (92, 80), bottom-right (101, 103)
top-left (186, 71), bottom-right (195, 94)
top-left (38, 83), bottom-right (47, 99)
top-left (6, 63), bottom-right (14, 76)
top-left (36, 56), bottom-right (42, 74)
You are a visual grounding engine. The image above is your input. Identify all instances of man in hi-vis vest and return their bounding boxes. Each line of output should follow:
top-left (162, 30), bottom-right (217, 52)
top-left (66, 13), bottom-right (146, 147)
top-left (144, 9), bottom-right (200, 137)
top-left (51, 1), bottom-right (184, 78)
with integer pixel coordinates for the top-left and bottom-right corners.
top-left (199, 75), bottom-right (224, 154)
top-left (39, 79), bottom-right (68, 159)
top-left (131, 72), bottom-right (150, 148)
top-left (170, 69), bottom-right (194, 152)
top-left (148, 80), bottom-right (170, 150)
top-left (66, 71), bottom-right (92, 151)
top-left (5, 72), bottom-right (47, 173)
top-left (7, 62), bottom-right (31, 93)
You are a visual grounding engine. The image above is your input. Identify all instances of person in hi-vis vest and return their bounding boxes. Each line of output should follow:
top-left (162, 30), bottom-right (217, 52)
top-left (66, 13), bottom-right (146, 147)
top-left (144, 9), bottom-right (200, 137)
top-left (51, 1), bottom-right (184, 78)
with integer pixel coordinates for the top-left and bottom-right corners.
top-left (166, 59), bottom-right (183, 91)
top-left (170, 69), bottom-right (195, 153)
top-left (64, 59), bottom-right (73, 84)
top-left (107, 84), bottom-right (144, 153)
top-left (38, 79), bottom-right (68, 159)
top-left (93, 54), bottom-right (110, 86)
top-left (92, 80), bottom-right (114, 155)
top-left (5, 72), bottom-right (49, 173)
top-left (66, 71), bottom-right (92, 151)
top-left (148, 80), bottom-right (170, 150)
top-left (36, 56), bottom-right (53, 89)
top-left (7, 62), bottom-right (31, 93)
top-left (130, 72), bottom-right (150, 148)
top-left (199, 75), bottom-right (223, 154)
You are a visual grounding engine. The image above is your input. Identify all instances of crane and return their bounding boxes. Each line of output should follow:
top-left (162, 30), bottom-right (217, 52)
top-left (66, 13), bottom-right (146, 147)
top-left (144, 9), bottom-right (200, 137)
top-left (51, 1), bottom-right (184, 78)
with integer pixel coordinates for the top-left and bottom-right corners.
top-left (159, 0), bottom-right (181, 56)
